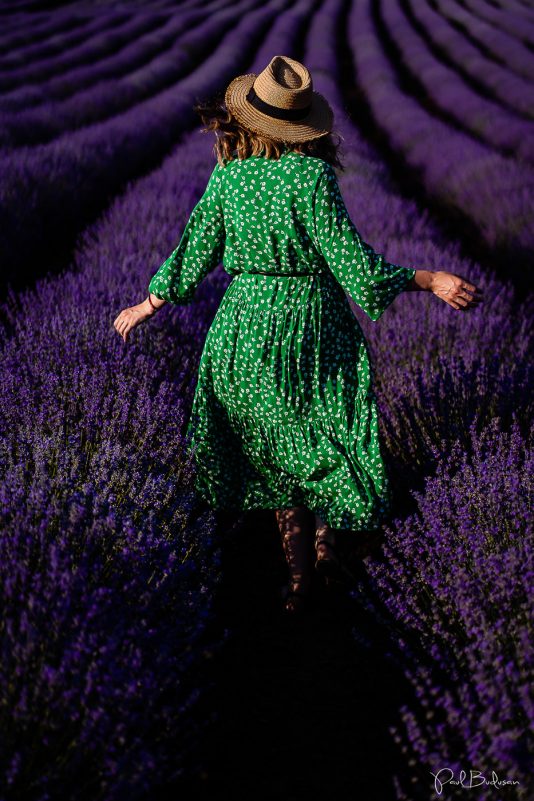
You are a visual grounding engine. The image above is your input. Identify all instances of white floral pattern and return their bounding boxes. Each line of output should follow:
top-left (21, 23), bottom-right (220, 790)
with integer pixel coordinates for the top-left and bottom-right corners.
top-left (149, 150), bottom-right (416, 531)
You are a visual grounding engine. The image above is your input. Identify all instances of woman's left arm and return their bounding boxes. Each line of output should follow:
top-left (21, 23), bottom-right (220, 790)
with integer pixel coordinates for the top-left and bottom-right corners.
top-left (406, 269), bottom-right (483, 312)
top-left (310, 164), bottom-right (482, 318)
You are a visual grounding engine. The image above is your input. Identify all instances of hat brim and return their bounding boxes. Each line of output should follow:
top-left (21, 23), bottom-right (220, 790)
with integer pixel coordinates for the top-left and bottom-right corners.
top-left (224, 73), bottom-right (334, 143)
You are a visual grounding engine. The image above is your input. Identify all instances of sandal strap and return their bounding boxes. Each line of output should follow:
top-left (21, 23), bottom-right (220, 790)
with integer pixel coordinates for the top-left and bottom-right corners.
top-left (315, 538), bottom-right (341, 560)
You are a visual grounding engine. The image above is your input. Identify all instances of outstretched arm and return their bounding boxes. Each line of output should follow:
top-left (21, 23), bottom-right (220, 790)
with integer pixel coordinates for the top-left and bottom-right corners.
top-left (406, 269), bottom-right (483, 311)
top-left (311, 164), bottom-right (482, 317)
top-left (113, 162), bottom-right (225, 343)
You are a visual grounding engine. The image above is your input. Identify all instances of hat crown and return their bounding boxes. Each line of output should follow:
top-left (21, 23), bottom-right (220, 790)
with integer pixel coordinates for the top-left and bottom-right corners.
top-left (253, 55), bottom-right (312, 110)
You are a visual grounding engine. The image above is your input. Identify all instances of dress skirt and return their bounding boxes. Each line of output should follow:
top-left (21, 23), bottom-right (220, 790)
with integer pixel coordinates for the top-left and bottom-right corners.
top-left (185, 269), bottom-right (393, 532)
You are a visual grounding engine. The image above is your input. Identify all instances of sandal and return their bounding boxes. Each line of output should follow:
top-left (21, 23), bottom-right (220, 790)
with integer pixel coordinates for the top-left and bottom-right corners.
top-left (314, 529), bottom-right (356, 582)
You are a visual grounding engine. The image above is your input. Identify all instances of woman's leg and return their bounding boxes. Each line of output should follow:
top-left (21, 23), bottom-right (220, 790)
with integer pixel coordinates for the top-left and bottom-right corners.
top-left (275, 506), bottom-right (315, 600)
top-left (314, 513), bottom-right (338, 556)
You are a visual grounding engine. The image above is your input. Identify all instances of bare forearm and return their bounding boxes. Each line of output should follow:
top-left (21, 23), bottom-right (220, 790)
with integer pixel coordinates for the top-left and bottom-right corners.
top-left (405, 269), bottom-right (435, 291)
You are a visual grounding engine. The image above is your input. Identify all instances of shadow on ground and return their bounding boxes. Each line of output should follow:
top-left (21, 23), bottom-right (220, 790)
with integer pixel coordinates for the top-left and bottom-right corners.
top-left (171, 508), bottom-right (416, 801)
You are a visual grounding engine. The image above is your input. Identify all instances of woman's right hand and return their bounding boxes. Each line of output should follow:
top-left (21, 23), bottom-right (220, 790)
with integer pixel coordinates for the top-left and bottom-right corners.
top-left (113, 299), bottom-right (155, 344)
top-left (430, 271), bottom-right (483, 311)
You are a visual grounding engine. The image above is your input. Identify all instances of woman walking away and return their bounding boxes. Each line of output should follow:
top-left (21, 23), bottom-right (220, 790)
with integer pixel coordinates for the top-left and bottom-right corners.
top-left (113, 56), bottom-right (483, 615)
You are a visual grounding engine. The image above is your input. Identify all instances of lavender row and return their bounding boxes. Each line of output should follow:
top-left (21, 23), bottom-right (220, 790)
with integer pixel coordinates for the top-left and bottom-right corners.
top-left (347, 0), bottom-right (534, 281)
top-left (0, 7), bottom-right (105, 51)
top-left (380, 0), bottom-right (534, 164)
top-left (0, 1), bottom-right (228, 113)
top-left (361, 418), bottom-right (533, 800)
top-left (0, 12), bottom-right (170, 96)
top-left (0, 0), bottom-right (242, 146)
top-left (409, 0), bottom-right (534, 119)
top-left (465, 0), bottom-right (534, 35)
top-left (0, 11), bottom-right (133, 78)
top-left (0, 0), bottom-right (287, 291)
top-left (0, 0), bottom-right (207, 57)
top-left (0, 130), bottom-right (229, 801)
top-left (491, 0), bottom-right (534, 21)
top-left (438, 0), bottom-right (534, 67)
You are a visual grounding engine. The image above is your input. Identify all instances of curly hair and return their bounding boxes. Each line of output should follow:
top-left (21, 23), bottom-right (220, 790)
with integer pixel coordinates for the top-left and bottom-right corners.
top-left (193, 93), bottom-right (345, 170)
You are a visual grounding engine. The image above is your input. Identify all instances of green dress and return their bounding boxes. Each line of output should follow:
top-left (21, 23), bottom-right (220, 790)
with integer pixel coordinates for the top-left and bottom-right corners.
top-left (148, 150), bottom-right (415, 531)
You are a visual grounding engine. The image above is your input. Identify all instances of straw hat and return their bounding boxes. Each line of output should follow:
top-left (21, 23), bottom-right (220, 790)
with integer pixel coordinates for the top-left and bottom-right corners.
top-left (224, 55), bottom-right (334, 143)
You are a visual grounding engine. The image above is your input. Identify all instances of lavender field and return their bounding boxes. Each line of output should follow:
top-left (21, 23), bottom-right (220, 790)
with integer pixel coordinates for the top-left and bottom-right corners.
top-left (0, 0), bottom-right (532, 799)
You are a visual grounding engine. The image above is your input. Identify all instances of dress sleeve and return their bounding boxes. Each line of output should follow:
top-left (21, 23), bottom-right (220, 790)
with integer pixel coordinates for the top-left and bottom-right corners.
top-left (148, 162), bottom-right (225, 305)
top-left (310, 163), bottom-right (416, 321)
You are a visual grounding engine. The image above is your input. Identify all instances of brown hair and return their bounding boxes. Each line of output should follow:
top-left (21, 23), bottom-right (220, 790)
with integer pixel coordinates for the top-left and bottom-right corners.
top-left (193, 93), bottom-right (345, 170)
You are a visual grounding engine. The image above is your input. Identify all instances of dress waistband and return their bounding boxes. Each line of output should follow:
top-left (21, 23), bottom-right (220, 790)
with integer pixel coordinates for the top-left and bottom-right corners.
top-left (233, 270), bottom-right (329, 278)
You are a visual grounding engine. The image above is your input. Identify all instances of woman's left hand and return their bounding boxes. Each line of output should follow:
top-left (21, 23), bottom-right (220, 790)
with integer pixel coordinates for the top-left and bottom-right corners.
top-left (113, 300), bottom-right (154, 343)
top-left (430, 271), bottom-right (483, 311)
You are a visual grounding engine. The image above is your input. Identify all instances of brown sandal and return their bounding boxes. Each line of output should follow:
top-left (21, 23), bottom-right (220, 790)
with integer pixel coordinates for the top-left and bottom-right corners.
top-left (314, 530), bottom-right (355, 582)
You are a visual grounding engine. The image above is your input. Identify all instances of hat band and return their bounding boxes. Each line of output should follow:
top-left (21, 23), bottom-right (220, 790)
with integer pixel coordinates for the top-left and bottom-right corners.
top-left (246, 87), bottom-right (311, 121)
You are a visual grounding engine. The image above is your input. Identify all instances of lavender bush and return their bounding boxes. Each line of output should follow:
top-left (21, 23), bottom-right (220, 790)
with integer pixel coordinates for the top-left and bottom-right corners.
top-left (406, 0), bottom-right (534, 119)
top-left (0, 0), bottom-right (284, 288)
top-left (348, 0), bottom-right (534, 273)
top-left (0, 456), bottom-right (224, 800)
top-left (379, 0), bottom-right (534, 163)
top-left (359, 418), bottom-right (533, 800)
top-left (0, 137), bottom-right (227, 796)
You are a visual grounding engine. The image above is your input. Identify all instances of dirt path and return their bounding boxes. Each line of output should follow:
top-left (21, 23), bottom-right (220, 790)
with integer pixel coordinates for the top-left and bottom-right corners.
top-left (172, 509), bottom-right (415, 801)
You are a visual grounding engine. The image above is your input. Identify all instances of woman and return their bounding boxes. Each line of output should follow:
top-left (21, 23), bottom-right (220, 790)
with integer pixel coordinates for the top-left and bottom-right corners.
top-left (114, 56), bottom-right (482, 615)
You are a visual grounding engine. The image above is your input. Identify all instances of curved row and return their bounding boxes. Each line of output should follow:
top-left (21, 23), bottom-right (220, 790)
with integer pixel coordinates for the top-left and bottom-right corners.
top-left (347, 0), bottom-right (534, 284)
top-left (492, 0), bottom-right (534, 22)
top-left (0, 0), bottom-right (290, 290)
top-left (432, 0), bottom-right (534, 80)
top-left (0, 11), bottom-right (172, 91)
top-left (379, 0), bottom-right (534, 163)
top-left (0, 11), bottom-right (134, 76)
top-left (408, 0), bottom-right (534, 119)
top-left (0, 0), bottom-right (249, 147)
top-left (458, 0), bottom-right (534, 46)
top-left (0, 8), bottom-right (105, 53)
top-left (0, 1), bottom-right (231, 112)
